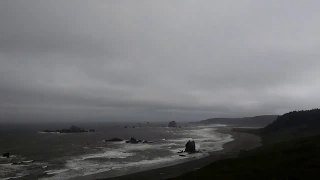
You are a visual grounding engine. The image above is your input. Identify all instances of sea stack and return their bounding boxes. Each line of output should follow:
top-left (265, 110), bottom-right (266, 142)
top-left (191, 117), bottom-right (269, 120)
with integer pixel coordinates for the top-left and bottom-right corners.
top-left (42, 126), bottom-right (94, 133)
top-left (185, 140), bottom-right (196, 153)
top-left (126, 137), bottom-right (141, 144)
top-left (105, 138), bottom-right (123, 142)
top-left (168, 121), bottom-right (178, 127)
top-left (2, 152), bottom-right (10, 158)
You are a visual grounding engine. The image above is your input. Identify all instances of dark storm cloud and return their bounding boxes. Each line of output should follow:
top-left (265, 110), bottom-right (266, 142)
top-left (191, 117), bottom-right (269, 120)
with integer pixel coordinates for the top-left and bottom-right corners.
top-left (1, 0), bottom-right (320, 122)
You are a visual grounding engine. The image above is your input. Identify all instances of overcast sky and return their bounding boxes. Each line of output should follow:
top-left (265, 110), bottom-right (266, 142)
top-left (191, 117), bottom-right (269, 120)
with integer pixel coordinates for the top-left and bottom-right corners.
top-left (1, 0), bottom-right (320, 122)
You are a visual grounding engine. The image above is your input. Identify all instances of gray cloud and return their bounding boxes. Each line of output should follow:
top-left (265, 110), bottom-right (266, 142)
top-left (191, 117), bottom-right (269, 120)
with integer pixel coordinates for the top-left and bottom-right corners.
top-left (1, 0), bottom-right (320, 122)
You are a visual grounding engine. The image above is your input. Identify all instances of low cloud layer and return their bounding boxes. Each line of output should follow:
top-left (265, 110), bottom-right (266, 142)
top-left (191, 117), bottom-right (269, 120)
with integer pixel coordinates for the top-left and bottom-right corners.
top-left (1, 0), bottom-right (320, 122)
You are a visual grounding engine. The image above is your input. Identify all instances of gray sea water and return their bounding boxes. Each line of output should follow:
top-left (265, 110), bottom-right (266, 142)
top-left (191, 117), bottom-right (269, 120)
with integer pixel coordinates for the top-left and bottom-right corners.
top-left (0, 122), bottom-right (233, 180)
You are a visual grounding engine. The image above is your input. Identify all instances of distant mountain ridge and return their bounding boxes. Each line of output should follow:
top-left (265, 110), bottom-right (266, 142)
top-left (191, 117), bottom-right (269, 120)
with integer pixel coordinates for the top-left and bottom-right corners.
top-left (195, 115), bottom-right (278, 127)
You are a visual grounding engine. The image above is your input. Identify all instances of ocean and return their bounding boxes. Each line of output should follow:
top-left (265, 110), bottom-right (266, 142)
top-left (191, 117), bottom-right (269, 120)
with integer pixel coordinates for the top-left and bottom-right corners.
top-left (0, 122), bottom-right (233, 180)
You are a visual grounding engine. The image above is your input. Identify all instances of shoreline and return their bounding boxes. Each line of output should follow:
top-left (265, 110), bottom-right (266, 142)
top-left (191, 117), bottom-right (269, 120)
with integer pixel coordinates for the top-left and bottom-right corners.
top-left (79, 127), bottom-right (261, 180)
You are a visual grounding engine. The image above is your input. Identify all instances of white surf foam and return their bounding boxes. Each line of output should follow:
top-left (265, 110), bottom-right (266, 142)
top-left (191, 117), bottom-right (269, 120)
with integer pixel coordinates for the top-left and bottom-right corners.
top-left (80, 150), bottom-right (135, 160)
top-left (126, 156), bottom-right (180, 167)
top-left (0, 163), bottom-right (28, 180)
top-left (0, 155), bottom-right (18, 159)
top-left (39, 126), bottom-right (233, 180)
top-left (167, 127), bottom-right (233, 152)
top-left (167, 138), bottom-right (193, 143)
top-left (21, 160), bottom-right (33, 163)
top-left (45, 168), bottom-right (70, 175)
top-left (44, 153), bottom-right (204, 180)
top-left (39, 148), bottom-right (135, 179)
top-left (38, 131), bottom-right (61, 134)
top-left (40, 160), bottom-right (120, 179)
top-left (122, 143), bottom-right (157, 151)
top-left (196, 124), bottom-right (228, 128)
top-left (2, 175), bottom-right (24, 180)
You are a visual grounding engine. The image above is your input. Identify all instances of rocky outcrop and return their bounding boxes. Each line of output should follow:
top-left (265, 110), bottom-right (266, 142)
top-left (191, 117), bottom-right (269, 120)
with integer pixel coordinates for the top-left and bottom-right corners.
top-left (42, 129), bottom-right (57, 133)
top-left (105, 138), bottom-right (123, 142)
top-left (60, 126), bottom-right (86, 133)
top-left (185, 140), bottom-right (196, 153)
top-left (12, 160), bottom-right (33, 165)
top-left (168, 121), bottom-right (178, 127)
top-left (42, 126), bottom-right (95, 133)
top-left (177, 150), bottom-right (184, 153)
top-left (2, 152), bottom-right (10, 158)
top-left (124, 138), bottom-right (153, 144)
top-left (126, 137), bottom-right (142, 144)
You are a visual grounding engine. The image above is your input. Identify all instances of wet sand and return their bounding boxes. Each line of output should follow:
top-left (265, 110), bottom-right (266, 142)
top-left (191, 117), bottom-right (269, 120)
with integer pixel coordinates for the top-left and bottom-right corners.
top-left (89, 127), bottom-right (261, 180)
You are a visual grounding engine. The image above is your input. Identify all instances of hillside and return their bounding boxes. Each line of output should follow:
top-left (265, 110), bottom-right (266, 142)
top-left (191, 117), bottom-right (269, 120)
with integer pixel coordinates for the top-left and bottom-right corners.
top-left (174, 109), bottom-right (320, 179)
top-left (197, 115), bottom-right (278, 127)
top-left (261, 109), bottom-right (320, 143)
top-left (172, 135), bottom-right (320, 180)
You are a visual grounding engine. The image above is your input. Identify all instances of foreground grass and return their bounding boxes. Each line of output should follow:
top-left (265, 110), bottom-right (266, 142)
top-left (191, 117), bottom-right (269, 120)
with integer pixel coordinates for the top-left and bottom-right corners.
top-left (172, 135), bottom-right (320, 180)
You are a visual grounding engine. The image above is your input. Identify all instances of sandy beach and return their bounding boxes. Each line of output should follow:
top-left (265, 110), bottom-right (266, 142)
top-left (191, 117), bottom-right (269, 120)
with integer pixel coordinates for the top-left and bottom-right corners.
top-left (87, 127), bottom-right (261, 180)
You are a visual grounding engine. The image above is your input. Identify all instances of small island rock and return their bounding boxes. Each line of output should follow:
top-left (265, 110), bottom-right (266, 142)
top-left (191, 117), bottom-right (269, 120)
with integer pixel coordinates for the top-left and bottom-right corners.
top-left (2, 153), bottom-right (10, 158)
top-left (42, 126), bottom-right (94, 133)
top-left (185, 140), bottom-right (196, 153)
top-left (168, 121), bottom-right (178, 127)
top-left (177, 150), bottom-right (184, 153)
top-left (106, 138), bottom-right (123, 142)
top-left (126, 137), bottom-right (141, 144)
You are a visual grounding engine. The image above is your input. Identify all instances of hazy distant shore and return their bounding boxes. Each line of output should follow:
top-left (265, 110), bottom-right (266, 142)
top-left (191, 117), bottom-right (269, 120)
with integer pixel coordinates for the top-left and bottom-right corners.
top-left (79, 127), bottom-right (261, 180)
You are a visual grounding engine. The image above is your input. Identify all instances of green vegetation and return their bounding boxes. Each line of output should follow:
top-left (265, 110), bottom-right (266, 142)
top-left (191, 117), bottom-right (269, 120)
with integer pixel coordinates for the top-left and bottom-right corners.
top-left (173, 109), bottom-right (320, 179)
top-left (261, 109), bottom-right (320, 144)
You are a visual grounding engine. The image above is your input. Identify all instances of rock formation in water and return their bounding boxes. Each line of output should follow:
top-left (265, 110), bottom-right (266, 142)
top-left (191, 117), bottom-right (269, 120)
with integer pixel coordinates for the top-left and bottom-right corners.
top-left (105, 138), bottom-right (123, 142)
top-left (42, 126), bottom-right (95, 133)
top-left (177, 150), bottom-right (184, 153)
top-left (126, 137), bottom-right (142, 144)
top-left (2, 152), bottom-right (10, 158)
top-left (61, 126), bottom-right (86, 133)
top-left (168, 121), bottom-right (178, 127)
top-left (185, 140), bottom-right (196, 153)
